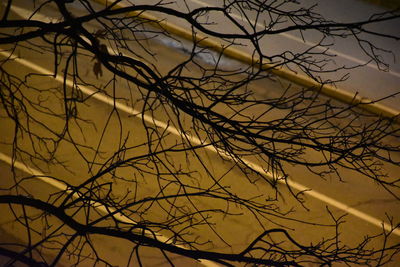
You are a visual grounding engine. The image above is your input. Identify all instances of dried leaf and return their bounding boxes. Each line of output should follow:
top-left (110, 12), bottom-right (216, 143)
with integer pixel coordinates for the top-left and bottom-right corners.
top-left (93, 61), bottom-right (103, 78)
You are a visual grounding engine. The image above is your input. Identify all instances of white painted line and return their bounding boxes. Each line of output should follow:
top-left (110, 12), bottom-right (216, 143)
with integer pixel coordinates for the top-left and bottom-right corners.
top-left (188, 0), bottom-right (400, 78)
top-left (11, 1), bottom-right (400, 78)
top-left (0, 152), bottom-right (220, 267)
top-left (1, 50), bottom-right (399, 238)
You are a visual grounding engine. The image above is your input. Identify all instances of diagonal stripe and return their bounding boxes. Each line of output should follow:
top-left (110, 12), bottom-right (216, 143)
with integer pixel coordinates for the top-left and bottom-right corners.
top-left (0, 49), bottom-right (399, 237)
top-left (0, 151), bottom-right (220, 267)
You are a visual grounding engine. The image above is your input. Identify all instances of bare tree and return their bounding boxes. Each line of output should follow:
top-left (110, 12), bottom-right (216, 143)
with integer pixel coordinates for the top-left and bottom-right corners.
top-left (0, 0), bottom-right (399, 266)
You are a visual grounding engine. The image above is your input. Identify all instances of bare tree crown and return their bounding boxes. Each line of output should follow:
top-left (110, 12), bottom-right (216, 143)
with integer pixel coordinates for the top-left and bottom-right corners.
top-left (0, 0), bottom-right (399, 266)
